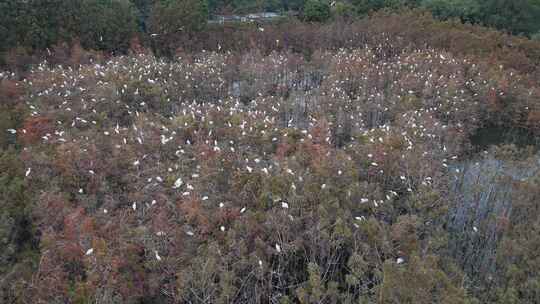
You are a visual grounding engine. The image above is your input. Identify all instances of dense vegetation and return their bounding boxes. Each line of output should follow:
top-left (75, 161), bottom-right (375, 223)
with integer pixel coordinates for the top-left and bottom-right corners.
top-left (2, 0), bottom-right (540, 66)
top-left (2, 1), bottom-right (540, 304)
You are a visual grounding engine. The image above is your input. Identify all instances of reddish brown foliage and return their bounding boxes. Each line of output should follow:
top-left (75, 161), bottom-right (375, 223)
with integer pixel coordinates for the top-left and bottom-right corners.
top-left (129, 36), bottom-right (146, 55)
top-left (178, 198), bottom-right (212, 234)
top-left (276, 141), bottom-right (294, 160)
top-left (0, 79), bottom-right (22, 102)
top-left (19, 116), bottom-right (54, 144)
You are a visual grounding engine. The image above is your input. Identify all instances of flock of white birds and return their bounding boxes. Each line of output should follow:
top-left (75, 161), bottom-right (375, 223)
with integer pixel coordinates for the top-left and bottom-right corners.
top-left (2, 45), bottom-right (531, 264)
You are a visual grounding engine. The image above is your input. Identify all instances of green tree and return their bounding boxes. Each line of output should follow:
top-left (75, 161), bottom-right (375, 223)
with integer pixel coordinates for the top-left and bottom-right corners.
top-left (86, 0), bottom-right (139, 52)
top-left (480, 0), bottom-right (540, 35)
top-left (232, 0), bottom-right (259, 12)
top-left (1, 0), bottom-right (137, 53)
top-left (282, 0), bottom-right (305, 11)
top-left (147, 0), bottom-right (209, 55)
top-left (331, 1), bottom-right (357, 19)
top-left (0, 1), bottom-right (26, 53)
top-left (148, 0), bottom-right (209, 34)
top-left (304, 0), bottom-right (330, 22)
top-left (421, 0), bottom-right (540, 36)
top-left (351, 0), bottom-right (414, 15)
top-left (421, 0), bottom-right (481, 23)
top-left (132, 0), bottom-right (156, 31)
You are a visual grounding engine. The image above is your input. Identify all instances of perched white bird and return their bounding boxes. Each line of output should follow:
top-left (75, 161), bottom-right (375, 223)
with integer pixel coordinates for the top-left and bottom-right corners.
top-left (240, 207), bottom-right (247, 213)
top-left (85, 248), bottom-right (94, 256)
top-left (173, 178), bottom-right (183, 189)
top-left (6, 129), bottom-right (16, 134)
top-left (25, 168), bottom-right (31, 177)
top-left (275, 243), bottom-right (281, 253)
top-left (396, 257), bottom-right (405, 264)
top-left (132, 202), bottom-right (137, 211)
top-left (281, 202), bottom-right (289, 209)
top-left (154, 250), bottom-right (162, 261)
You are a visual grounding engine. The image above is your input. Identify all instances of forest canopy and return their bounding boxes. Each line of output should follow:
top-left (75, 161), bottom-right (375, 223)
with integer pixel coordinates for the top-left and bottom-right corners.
top-left (2, 1), bottom-right (540, 304)
top-left (1, 0), bottom-right (540, 61)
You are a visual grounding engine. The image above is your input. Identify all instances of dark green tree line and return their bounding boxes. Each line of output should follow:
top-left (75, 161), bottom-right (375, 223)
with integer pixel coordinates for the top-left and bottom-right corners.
top-left (0, 0), bottom-right (138, 54)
